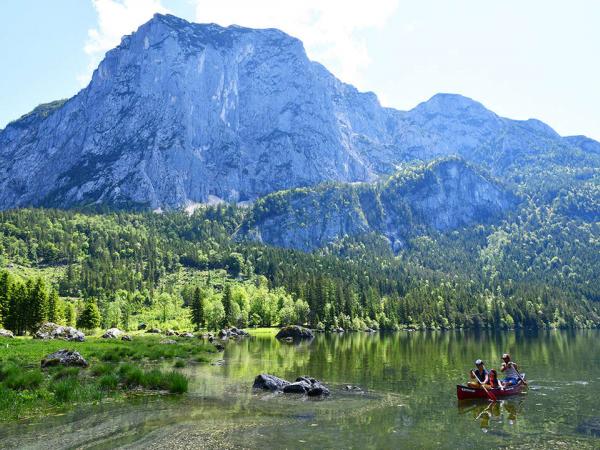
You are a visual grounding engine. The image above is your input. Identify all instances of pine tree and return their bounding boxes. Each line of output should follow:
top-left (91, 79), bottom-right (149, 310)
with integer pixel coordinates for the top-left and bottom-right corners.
top-left (47, 289), bottom-right (61, 323)
top-left (222, 284), bottom-right (233, 327)
top-left (64, 302), bottom-right (76, 327)
top-left (0, 271), bottom-right (11, 327)
top-left (77, 299), bottom-right (101, 330)
top-left (27, 278), bottom-right (48, 333)
top-left (191, 286), bottom-right (205, 330)
top-left (6, 281), bottom-right (27, 335)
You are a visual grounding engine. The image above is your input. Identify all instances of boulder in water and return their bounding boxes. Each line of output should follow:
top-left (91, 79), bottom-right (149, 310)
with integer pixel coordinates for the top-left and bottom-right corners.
top-left (121, 334), bottom-right (132, 341)
top-left (253, 374), bottom-right (329, 396)
top-left (275, 325), bottom-right (314, 341)
top-left (253, 374), bottom-right (290, 391)
top-left (41, 349), bottom-right (88, 368)
top-left (146, 328), bottom-right (161, 334)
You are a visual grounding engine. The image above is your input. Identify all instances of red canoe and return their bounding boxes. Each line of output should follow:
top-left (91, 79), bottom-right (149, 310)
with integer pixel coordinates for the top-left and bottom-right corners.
top-left (456, 379), bottom-right (526, 400)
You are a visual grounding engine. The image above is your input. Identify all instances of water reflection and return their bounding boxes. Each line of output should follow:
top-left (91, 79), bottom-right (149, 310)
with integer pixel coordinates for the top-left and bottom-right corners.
top-left (458, 399), bottom-right (525, 432)
top-left (1, 330), bottom-right (599, 449)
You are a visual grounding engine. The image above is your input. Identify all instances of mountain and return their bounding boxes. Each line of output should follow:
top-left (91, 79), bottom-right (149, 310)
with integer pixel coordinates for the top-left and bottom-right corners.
top-left (240, 158), bottom-right (517, 251)
top-left (1, 13), bottom-right (598, 211)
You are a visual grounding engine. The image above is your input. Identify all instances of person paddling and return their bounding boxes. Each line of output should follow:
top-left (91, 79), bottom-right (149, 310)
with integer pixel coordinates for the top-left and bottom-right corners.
top-left (469, 359), bottom-right (489, 387)
top-left (500, 353), bottom-right (521, 385)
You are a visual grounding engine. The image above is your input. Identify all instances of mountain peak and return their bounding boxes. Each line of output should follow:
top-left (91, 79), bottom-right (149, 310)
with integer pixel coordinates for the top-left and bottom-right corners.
top-left (412, 93), bottom-right (496, 119)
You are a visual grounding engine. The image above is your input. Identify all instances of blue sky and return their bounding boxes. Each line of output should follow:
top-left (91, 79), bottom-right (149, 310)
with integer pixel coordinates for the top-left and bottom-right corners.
top-left (1, 0), bottom-right (599, 140)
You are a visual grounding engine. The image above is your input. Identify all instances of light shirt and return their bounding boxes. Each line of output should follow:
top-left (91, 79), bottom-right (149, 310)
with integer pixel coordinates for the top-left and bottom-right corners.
top-left (503, 362), bottom-right (518, 378)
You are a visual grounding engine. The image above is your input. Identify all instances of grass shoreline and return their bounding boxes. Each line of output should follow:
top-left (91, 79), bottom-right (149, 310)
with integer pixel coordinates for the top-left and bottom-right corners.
top-left (0, 334), bottom-right (218, 422)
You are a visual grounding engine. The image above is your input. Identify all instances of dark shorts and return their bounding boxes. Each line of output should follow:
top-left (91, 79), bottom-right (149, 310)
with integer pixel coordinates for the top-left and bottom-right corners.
top-left (503, 376), bottom-right (519, 385)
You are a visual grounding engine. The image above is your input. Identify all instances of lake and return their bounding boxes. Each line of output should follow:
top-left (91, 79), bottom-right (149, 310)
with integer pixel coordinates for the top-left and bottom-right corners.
top-left (1, 330), bottom-right (599, 449)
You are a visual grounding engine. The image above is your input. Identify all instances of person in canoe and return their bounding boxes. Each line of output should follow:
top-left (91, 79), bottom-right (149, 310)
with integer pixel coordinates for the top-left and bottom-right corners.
top-left (468, 359), bottom-right (489, 387)
top-left (488, 369), bottom-right (504, 390)
top-left (500, 353), bottom-right (521, 385)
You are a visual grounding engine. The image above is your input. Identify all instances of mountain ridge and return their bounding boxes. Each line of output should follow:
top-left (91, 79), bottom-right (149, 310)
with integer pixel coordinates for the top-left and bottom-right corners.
top-left (239, 157), bottom-right (518, 251)
top-left (0, 13), bottom-right (598, 212)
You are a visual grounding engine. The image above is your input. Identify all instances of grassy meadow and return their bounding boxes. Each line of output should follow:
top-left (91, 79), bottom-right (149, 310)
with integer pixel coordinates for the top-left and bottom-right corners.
top-left (0, 333), bottom-right (218, 422)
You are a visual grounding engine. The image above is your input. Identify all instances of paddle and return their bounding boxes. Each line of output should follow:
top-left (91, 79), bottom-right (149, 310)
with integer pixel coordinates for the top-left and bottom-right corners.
top-left (512, 364), bottom-right (528, 386)
top-left (472, 370), bottom-right (497, 401)
top-left (480, 381), bottom-right (497, 402)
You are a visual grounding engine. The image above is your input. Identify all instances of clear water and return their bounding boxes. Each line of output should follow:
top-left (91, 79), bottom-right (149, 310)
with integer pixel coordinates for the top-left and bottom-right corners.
top-left (1, 330), bottom-right (599, 449)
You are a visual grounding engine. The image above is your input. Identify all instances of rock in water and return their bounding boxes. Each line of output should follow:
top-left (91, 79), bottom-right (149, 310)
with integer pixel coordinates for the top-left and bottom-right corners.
top-left (146, 328), bottom-right (161, 334)
top-left (34, 322), bottom-right (85, 342)
top-left (101, 328), bottom-right (123, 339)
top-left (121, 334), bottom-right (132, 341)
top-left (253, 374), bottom-right (290, 391)
top-left (275, 326), bottom-right (314, 341)
top-left (41, 350), bottom-right (88, 368)
top-left (0, 329), bottom-right (14, 338)
top-left (253, 374), bottom-right (330, 396)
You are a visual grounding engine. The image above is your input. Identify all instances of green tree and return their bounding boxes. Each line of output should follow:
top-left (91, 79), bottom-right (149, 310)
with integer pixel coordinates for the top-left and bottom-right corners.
top-left (64, 302), bottom-right (76, 327)
top-left (77, 299), bottom-right (101, 330)
top-left (47, 289), bottom-right (61, 323)
top-left (222, 284), bottom-right (233, 327)
top-left (191, 286), bottom-right (205, 330)
top-left (0, 271), bottom-right (12, 327)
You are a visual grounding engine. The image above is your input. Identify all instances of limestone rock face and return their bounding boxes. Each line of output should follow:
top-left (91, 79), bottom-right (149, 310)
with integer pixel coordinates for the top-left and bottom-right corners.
top-left (0, 14), bottom-right (595, 211)
top-left (241, 158), bottom-right (518, 251)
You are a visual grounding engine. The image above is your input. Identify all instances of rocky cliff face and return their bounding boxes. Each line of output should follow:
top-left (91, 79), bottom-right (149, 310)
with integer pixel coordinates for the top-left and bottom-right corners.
top-left (0, 14), bottom-right (597, 210)
top-left (240, 158), bottom-right (518, 251)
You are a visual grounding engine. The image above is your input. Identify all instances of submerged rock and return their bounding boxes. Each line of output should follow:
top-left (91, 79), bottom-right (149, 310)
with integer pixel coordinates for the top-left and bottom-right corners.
top-left (41, 350), bottom-right (88, 368)
top-left (34, 322), bottom-right (85, 342)
top-left (0, 329), bottom-right (14, 338)
top-left (275, 326), bottom-right (314, 341)
top-left (102, 328), bottom-right (123, 339)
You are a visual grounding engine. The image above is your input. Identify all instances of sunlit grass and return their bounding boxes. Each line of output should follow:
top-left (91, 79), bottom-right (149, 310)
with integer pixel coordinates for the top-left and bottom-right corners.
top-left (0, 335), bottom-right (209, 422)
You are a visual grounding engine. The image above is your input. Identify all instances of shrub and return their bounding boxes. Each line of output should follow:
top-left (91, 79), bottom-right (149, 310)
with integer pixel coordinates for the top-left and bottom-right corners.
top-left (167, 372), bottom-right (188, 394)
top-left (51, 367), bottom-right (80, 380)
top-left (98, 374), bottom-right (119, 390)
top-left (5, 370), bottom-right (44, 391)
top-left (118, 364), bottom-right (144, 387)
top-left (52, 378), bottom-right (78, 402)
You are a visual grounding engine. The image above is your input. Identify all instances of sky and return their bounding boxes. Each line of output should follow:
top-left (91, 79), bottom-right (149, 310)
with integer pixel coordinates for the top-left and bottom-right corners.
top-left (1, 0), bottom-right (599, 140)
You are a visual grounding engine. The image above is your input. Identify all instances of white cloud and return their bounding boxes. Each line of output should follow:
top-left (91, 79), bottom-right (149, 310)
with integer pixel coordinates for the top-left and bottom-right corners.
top-left (79, 0), bottom-right (168, 85)
top-left (193, 0), bottom-right (399, 87)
